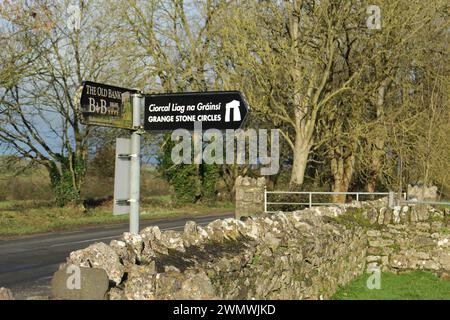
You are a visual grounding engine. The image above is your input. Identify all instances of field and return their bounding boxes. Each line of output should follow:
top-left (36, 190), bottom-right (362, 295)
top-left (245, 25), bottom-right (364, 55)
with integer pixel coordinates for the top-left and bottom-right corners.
top-left (0, 159), bottom-right (234, 237)
top-left (332, 271), bottom-right (450, 300)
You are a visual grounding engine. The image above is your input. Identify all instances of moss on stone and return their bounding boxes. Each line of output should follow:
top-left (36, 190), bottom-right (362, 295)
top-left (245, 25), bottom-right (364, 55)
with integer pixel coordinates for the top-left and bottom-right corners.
top-left (332, 207), bottom-right (371, 229)
top-left (250, 255), bottom-right (261, 266)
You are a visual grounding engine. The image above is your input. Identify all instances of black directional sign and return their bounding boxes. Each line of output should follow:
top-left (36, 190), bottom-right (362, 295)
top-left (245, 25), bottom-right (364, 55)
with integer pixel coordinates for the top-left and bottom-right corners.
top-left (78, 81), bottom-right (138, 129)
top-left (144, 91), bottom-right (249, 131)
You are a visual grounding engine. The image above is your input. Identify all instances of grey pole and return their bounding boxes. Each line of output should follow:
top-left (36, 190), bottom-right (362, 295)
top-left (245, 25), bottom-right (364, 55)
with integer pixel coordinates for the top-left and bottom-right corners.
top-left (129, 92), bottom-right (142, 234)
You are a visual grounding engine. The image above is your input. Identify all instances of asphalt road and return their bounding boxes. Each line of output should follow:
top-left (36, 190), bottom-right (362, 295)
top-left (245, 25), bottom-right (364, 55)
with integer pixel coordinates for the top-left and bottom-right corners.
top-left (0, 212), bottom-right (232, 299)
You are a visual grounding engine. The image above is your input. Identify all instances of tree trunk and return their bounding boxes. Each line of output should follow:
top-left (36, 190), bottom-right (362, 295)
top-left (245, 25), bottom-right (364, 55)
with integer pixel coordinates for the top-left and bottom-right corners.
top-left (366, 135), bottom-right (384, 194)
top-left (331, 151), bottom-right (355, 203)
top-left (367, 174), bottom-right (377, 193)
top-left (290, 132), bottom-right (312, 189)
top-left (332, 181), bottom-right (348, 203)
top-left (288, 0), bottom-right (309, 190)
top-left (366, 79), bottom-right (390, 193)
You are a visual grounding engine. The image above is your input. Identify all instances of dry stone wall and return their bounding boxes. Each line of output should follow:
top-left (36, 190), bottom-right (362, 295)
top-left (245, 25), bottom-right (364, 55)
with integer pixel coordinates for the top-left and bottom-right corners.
top-left (59, 206), bottom-right (368, 300)
top-left (56, 199), bottom-right (450, 300)
top-left (365, 205), bottom-right (450, 274)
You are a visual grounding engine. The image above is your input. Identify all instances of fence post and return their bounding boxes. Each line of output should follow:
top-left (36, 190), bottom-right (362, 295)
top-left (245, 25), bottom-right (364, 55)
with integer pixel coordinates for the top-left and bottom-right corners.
top-left (264, 186), bottom-right (267, 213)
top-left (388, 191), bottom-right (395, 209)
top-left (309, 193), bottom-right (312, 208)
top-left (356, 193), bottom-right (359, 202)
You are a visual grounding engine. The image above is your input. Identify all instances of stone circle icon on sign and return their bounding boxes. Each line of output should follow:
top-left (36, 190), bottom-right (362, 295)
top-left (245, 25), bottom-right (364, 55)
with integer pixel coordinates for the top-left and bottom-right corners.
top-left (225, 100), bottom-right (241, 122)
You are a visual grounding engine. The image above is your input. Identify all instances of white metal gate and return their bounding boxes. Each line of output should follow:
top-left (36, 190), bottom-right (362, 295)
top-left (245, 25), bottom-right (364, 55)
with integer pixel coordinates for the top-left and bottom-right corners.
top-left (263, 189), bottom-right (450, 213)
top-left (264, 189), bottom-right (399, 213)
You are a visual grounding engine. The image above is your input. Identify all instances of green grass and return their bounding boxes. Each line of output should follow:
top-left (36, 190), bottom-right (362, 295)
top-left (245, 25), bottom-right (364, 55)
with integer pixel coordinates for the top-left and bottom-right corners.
top-left (0, 198), bottom-right (234, 237)
top-left (332, 271), bottom-right (450, 300)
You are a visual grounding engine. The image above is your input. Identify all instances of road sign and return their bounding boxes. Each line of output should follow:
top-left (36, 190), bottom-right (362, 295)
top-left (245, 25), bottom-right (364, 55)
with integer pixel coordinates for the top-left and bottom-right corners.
top-left (78, 81), bottom-right (138, 129)
top-left (144, 91), bottom-right (249, 131)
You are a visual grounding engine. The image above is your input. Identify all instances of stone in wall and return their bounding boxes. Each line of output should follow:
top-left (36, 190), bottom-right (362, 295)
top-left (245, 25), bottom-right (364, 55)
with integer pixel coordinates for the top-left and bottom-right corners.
top-left (235, 176), bottom-right (266, 219)
top-left (67, 242), bottom-right (124, 285)
top-left (51, 265), bottom-right (109, 300)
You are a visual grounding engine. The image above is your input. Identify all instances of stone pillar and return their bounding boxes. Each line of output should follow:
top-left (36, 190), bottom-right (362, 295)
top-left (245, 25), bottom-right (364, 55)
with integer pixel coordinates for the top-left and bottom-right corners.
top-left (235, 176), bottom-right (266, 219)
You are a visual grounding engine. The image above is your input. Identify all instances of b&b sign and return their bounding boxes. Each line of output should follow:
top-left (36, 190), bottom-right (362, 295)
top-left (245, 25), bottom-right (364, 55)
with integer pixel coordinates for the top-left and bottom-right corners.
top-left (144, 91), bottom-right (249, 131)
top-left (78, 81), bottom-right (250, 131)
top-left (78, 81), bottom-right (138, 129)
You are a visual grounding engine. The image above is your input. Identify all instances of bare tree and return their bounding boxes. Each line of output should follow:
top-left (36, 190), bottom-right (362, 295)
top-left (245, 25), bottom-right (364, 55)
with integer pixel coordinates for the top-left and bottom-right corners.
top-left (0, 1), bottom-right (130, 205)
top-left (212, 0), bottom-right (367, 189)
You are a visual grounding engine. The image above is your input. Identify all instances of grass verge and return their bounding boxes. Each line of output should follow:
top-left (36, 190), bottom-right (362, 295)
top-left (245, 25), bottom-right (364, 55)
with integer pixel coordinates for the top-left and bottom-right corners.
top-left (332, 271), bottom-right (450, 300)
top-left (0, 197), bottom-right (234, 238)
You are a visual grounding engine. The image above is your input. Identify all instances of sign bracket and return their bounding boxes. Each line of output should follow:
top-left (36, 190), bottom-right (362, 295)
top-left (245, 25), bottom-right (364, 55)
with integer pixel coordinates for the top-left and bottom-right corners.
top-left (117, 154), bottom-right (132, 160)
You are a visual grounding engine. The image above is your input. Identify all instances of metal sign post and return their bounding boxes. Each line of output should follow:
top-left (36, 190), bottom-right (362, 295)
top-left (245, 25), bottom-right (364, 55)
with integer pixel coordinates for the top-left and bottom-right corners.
top-left (129, 92), bottom-right (143, 234)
